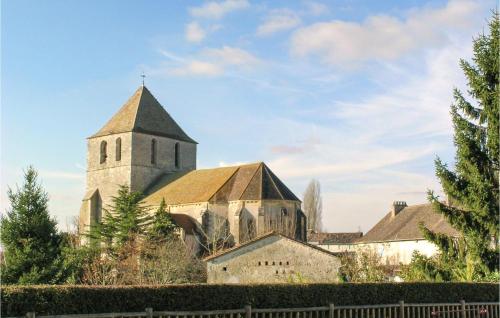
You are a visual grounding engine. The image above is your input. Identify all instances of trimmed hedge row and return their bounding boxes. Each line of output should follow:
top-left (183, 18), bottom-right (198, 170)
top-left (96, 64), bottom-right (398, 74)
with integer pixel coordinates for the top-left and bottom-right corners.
top-left (2, 283), bottom-right (498, 316)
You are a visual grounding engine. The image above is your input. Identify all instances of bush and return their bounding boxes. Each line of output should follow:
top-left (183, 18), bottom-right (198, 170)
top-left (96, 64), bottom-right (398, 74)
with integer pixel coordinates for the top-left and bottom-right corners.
top-left (1, 283), bottom-right (498, 316)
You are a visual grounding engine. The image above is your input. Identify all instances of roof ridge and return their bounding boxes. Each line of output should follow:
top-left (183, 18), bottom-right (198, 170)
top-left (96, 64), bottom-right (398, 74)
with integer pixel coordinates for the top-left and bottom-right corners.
top-left (131, 86), bottom-right (146, 130)
top-left (237, 162), bottom-right (264, 200)
top-left (208, 166), bottom-right (242, 202)
top-left (262, 163), bottom-right (285, 200)
top-left (204, 231), bottom-right (339, 261)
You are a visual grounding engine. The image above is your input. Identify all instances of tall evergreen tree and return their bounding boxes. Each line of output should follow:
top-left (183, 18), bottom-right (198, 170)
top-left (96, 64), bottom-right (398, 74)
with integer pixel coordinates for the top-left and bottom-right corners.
top-left (147, 198), bottom-right (178, 243)
top-left (0, 166), bottom-right (64, 284)
top-left (89, 185), bottom-right (151, 251)
top-left (419, 12), bottom-right (499, 281)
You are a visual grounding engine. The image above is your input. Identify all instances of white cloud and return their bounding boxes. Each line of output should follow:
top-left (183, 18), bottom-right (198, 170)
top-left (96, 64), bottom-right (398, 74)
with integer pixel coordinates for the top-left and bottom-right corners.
top-left (185, 22), bottom-right (206, 43)
top-left (257, 9), bottom-right (301, 36)
top-left (189, 0), bottom-right (249, 19)
top-left (303, 1), bottom-right (329, 16)
top-left (205, 46), bottom-right (260, 65)
top-left (164, 46), bottom-right (260, 77)
top-left (257, 34), bottom-right (472, 232)
top-left (170, 60), bottom-right (223, 76)
top-left (290, 0), bottom-right (483, 66)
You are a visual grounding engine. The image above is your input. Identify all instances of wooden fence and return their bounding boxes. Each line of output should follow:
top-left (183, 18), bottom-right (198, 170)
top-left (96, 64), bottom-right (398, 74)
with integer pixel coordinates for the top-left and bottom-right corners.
top-left (19, 301), bottom-right (499, 318)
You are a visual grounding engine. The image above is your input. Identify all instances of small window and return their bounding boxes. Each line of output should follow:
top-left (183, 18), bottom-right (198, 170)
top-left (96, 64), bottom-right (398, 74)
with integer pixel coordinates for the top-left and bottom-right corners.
top-left (151, 139), bottom-right (157, 164)
top-left (272, 261), bottom-right (275, 265)
top-left (275, 270), bottom-right (278, 274)
top-left (115, 138), bottom-right (122, 161)
top-left (100, 141), bottom-right (107, 164)
top-left (281, 207), bottom-right (288, 216)
top-left (286, 261), bottom-right (289, 265)
top-left (174, 142), bottom-right (180, 168)
top-left (265, 261), bottom-right (268, 266)
top-left (222, 267), bottom-right (227, 271)
top-left (279, 261), bottom-right (282, 265)
top-left (258, 261), bottom-right (262, 266)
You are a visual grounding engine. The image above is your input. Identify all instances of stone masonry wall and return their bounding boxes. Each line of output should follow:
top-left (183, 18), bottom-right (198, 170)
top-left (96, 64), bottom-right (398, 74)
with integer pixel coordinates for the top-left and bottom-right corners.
top-left (207, 235), bottom-right (340, 284)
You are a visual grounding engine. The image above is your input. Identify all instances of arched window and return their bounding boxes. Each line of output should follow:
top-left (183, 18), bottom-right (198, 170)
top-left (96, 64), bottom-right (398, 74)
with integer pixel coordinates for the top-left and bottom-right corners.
top-left (151, 139), bottom-right (157, 164)
top-left (100, 141), bottom-right (107, 164)
top-left (174, 142), bottom-right (180, 168)
top-left (115, 138), bottom-right (122, 161)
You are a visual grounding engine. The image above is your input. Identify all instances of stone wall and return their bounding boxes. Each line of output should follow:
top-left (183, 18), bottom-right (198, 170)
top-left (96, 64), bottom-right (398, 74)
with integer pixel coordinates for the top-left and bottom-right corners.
top-left (207, 235), bottom-right (340, 284)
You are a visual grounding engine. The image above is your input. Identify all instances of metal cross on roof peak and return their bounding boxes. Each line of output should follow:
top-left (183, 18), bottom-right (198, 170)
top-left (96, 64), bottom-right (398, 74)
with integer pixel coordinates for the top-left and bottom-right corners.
top-left (141, 72), bottom-right (146, 86)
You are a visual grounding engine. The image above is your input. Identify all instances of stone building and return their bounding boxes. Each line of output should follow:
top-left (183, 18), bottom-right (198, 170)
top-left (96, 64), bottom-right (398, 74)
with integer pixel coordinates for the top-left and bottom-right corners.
top-left (313, 202), bottom-right (459, 265)
top-left (79, 85), bottom-right (306, 247)
top-left (205, 232), bottom-right (341, 284)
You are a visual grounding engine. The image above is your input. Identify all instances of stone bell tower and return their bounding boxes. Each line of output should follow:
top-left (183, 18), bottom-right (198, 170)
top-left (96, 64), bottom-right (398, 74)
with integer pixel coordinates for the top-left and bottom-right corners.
top-left (79, 85), bottom-right (197, 234)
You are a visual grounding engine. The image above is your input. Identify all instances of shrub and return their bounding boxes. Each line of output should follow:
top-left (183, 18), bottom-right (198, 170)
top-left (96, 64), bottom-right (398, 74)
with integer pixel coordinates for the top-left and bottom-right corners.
top-left (1, 283), bottom-right (498, 316)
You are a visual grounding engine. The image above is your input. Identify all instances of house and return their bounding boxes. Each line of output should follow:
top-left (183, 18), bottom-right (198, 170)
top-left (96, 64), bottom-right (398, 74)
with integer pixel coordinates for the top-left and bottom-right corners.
top-left (205, 232), bottom-right (341, 284)
top-left (79, 85), bottom-right (306, 249)
top-left (351, 201), bottom-right (459, 265)
top-left (307, 231), bottom-right (363, 253)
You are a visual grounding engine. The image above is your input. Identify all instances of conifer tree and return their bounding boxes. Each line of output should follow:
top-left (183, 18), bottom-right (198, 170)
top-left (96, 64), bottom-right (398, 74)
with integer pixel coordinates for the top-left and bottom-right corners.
top-left (90, 185), bottom-right (151, 251)
top-left (147, 198), bottom-right (178, 243)
top-left (418, 12), bottom-right (499, 281)
top-left (0, 166), bottom-right (64, 284)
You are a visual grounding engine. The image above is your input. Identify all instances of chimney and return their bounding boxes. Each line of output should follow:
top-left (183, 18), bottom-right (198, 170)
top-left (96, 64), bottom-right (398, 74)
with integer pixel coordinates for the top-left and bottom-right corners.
top-left (391, 201), bottom-right (407, 218)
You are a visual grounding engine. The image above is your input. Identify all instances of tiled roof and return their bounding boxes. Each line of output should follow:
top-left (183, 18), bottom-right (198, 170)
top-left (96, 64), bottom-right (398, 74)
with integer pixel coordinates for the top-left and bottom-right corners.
top-left (308, 232), bottom-right (363, 244)
top-left (356, 203), bottom-right (459, 243)
top-left (204, 231), bottom-right (339, 261)
top-left (143, 162), bottom-right (300, 206)
top-left (91, 86), bottom-right (196, 143)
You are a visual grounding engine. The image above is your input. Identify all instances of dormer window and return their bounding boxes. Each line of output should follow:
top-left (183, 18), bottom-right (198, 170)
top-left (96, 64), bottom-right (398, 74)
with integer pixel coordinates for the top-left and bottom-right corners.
top-left (100, 141), bottom-right (107, 164)
top-left (151, 139), bottom-right (157, 164)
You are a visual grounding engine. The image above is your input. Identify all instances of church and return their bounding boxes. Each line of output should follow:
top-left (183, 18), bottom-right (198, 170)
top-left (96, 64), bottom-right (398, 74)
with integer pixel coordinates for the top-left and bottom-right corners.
top-left (79, 85), bottom-right (307, 250)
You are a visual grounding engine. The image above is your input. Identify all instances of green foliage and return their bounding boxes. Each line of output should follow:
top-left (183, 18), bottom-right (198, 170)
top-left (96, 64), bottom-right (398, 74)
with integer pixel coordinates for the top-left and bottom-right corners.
top-left (147, 198), bottom-right (178, 243)
top-left (88, 185), bottom-right (151, 251)
top-left (2, 283), bottom-right (498, 315)
top-left (338, 249), bottom-right (389, 282)
top-left (0, 167), bottom-right (65, 284)
top-left (411, 11), bottom-right (500, 281)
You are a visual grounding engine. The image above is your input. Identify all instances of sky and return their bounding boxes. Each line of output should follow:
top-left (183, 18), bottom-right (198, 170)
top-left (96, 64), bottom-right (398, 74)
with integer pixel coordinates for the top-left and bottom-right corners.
top-left (1, 0), bottom-right (495, 232)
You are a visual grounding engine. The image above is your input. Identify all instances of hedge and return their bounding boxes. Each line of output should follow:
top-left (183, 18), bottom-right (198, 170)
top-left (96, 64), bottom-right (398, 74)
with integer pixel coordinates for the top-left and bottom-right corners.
top-left (2, 283), bottom-right (498, 316)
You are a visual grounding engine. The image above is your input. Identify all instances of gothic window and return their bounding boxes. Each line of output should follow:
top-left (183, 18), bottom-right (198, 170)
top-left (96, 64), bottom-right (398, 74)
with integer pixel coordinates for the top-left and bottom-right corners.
top-left (115, 138), bottom-right (122, 161)
top-left (174, 142), bottom-right (180, 168)
top-left (151, 139), bottom-right (157, 164)
top-left (100, 141), bottom-right (107, 164)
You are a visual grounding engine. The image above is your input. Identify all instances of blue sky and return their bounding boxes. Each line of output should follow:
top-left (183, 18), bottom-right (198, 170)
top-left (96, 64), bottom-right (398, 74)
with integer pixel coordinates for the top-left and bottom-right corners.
top-left (1, 0), bottom-right (495, 232)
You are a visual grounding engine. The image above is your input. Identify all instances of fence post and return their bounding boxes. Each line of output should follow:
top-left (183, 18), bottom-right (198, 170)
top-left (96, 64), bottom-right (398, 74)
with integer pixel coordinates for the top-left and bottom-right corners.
top-left (245, 305), bottom-right (252, 318)
top-left (26, 312), bottom-right (36, 318)
top-left (460, 300), bottom-right (466, 318)
top-left (329, 303), bottom-right (334, 318)
top-left (399, 301), bottom-right (405, 318)
top-left (146, 307), bottom-right (153, 318)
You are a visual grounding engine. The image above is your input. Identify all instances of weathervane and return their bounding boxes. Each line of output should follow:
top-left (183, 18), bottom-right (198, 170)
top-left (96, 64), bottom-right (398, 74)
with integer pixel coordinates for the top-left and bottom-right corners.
top-left (141, 72), bottom-right (146, 86)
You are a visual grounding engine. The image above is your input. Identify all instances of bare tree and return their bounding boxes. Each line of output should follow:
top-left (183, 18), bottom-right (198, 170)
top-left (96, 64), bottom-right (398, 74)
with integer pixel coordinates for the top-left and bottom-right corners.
top-left (303, 179), bottom-right (323, 232)
top-left (195, 212), bottom-right (233, 256)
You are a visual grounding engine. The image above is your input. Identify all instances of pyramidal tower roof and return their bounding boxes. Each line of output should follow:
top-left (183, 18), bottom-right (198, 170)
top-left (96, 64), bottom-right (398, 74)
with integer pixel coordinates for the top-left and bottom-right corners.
top-left (91, 86), bottom-right (196, 143)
